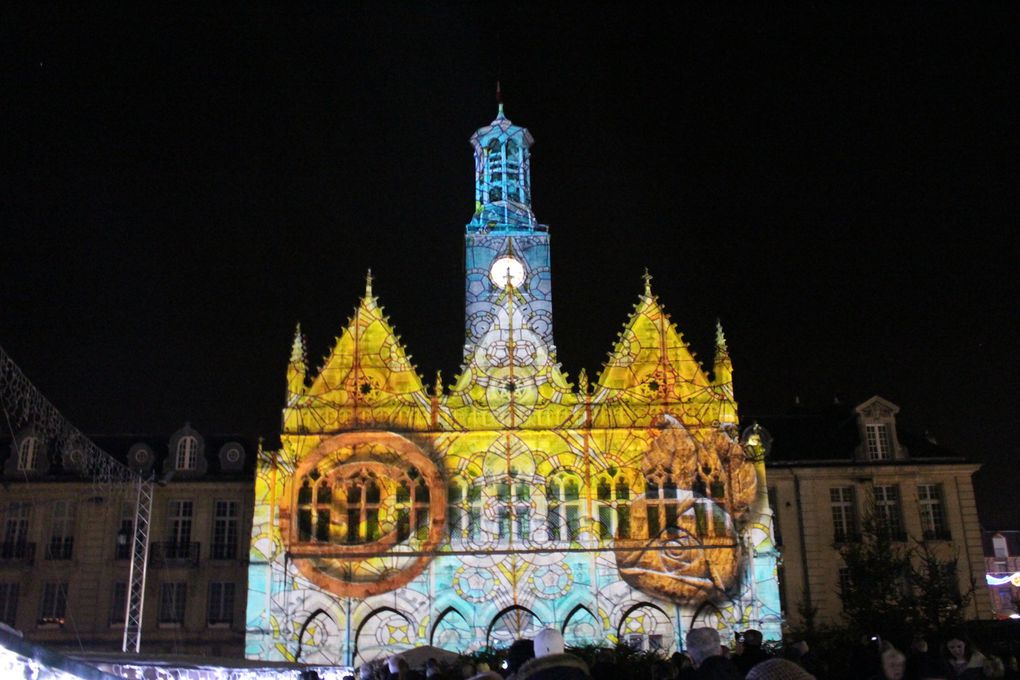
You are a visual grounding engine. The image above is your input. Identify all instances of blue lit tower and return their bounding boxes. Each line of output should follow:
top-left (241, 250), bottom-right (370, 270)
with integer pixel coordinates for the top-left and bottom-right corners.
top-left (464, 94), bottom-right (553, 352)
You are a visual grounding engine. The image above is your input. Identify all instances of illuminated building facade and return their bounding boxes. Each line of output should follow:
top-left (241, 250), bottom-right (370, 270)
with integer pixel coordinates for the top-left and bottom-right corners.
top-left (244, 103), bottom-right (783, 666)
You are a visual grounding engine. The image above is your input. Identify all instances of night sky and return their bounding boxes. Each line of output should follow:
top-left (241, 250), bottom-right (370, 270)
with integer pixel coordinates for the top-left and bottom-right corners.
top-left (2, 6), bottom-right (1017, 526)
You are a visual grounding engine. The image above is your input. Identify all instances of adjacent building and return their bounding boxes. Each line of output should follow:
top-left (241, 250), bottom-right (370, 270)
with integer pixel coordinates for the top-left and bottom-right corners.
top-left (984, 530), bottom-right (1020, 619)
top-left (0, 427), bottom-right (254, 656)
top-left (763, 396), bottom-right (990, 628)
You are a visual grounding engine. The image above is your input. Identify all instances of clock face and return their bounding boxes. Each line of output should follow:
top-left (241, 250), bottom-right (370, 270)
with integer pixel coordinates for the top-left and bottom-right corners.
top-left (489, 256), bottom-right (525, 289)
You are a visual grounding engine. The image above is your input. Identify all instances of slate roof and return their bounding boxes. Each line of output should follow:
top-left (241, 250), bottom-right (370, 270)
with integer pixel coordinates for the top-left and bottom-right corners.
top-left (1, 431), bottom-right (259, 481)
top-left (745, 402), bottom-right (965, 466)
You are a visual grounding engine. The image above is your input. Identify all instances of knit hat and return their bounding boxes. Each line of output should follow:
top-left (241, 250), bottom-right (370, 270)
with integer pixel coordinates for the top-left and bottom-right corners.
top-left (746, 658), bottom-right (816, 680)
top-left (742, 629), bottom-right (764, 646)
top-left (534, 628), bottom-right (566, 657)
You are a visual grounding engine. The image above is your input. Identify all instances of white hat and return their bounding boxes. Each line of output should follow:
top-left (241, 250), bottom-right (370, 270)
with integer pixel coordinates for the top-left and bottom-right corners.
top-left (534, 628), bottom-right (565, 657)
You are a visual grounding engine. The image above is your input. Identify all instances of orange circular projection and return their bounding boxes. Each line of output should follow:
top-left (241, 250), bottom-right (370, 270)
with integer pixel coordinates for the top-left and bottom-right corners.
top-left (281, 431), bottom-right (446, 598)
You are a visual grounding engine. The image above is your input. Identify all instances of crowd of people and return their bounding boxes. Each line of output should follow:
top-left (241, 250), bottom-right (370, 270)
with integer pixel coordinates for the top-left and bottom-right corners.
top-left (337, 628), bottom-right (1020, 680)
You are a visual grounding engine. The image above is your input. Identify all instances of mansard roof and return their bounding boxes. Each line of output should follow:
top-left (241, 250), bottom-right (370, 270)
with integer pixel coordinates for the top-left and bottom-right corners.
top-left (0, 431), bottom-right (258, 480)
top-left (752, 399), bottom-right (964, 465)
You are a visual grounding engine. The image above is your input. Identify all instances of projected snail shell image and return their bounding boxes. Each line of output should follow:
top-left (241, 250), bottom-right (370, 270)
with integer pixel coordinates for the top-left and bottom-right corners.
top-left (616, 428), bottom-right (756, 603)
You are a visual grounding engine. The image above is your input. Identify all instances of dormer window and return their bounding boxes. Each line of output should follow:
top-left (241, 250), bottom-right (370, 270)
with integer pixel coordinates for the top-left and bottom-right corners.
top-left (992, 533), bottom-right (1008, 571)
top-left (855, 396), bottom-right (903, 462)
top-left (17, 437), bottom-right (38, 471)
top-left (175, 436), bottom-right (198, 471)
top-left (865, 424), bottom-right (892, 461)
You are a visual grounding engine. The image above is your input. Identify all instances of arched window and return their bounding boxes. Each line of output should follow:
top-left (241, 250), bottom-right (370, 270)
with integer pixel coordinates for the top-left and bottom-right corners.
top-left (175, 436), bottom-right (198, 470)
top-left (17, 437), bottom-right (38, 471)
top-left (488, 479), bottom-right (531, 542)
top-left (295, 470), bottom-right (333, 543)
top-left (315, 478), bottom-right (332, 541)
top-left (547, 472), bottom-right (583, 542)
top-left (394, 469), bottom-right (429, 542)
top-left (448, 477), bottom-right (479, 542)
top-left (644, 469), bottom-right (681, 538)
top-left (297, 477), bottom-right (314, 541)
top-left (343, 474), bottom-right (382, 544)
top-left (594, 471), bottom-right (631, 540)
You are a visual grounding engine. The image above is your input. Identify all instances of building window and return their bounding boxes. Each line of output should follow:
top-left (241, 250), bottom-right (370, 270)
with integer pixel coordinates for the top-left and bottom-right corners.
top-left (838, 567), bottom-right (852, 608)
top-left (865, 424), bottom-right (892, 461)
top-left (594, 472), bottom-right (631, 540)
top-left (491, 479), bottom-right (531, 542)
top-left (768, 486), bottom-right (783, 546)
top-left (393, 471), bottom-right (430, 542)
top-left (342, 474), bottom-right (381, 544)
top-left (447, 478), bottom-right (467, 541)
top-left (693, 480), bottom-right (728, 538)
top-left (0, 583), bottom-right (18, 627)
top-left (39, 582), bottom-right (68, 625)
top-left (2, 502), bottom-right (31, 559)
top-left (830, 487), bottom-right (857, 543)
top-left (110, 582), bottom-right (127, 625)
top-left (211, 501), bottom-right (238, 560)
top-left (546, 473), bottom-right (582, 542)
top-left (645, 473), bottom-right (683, 538)
top-left (46, 500), bottom-right (75, 560)
top-left (918, 484), bottom-right (949, 540)
top-left (159, 583), bottom-right (186, 625)
top-left (992, 534), bottom-right (1008, 571)
top-left (874, 485), bottom-right (903, 539)
top-left (295, 467), bottom-right (431, 547)
top-left (167, 500), bottom-right (193, 557)
top-left (175, 436), bottom-right (198, 470)
top-left (207, 582), bottom-right (234, 626)
top-left (17, 437), bottom-right (38, 471)
top-left (116, 502), bottom-right (133, 559)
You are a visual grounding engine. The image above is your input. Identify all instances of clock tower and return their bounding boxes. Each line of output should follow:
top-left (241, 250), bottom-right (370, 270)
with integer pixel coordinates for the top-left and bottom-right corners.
top-left (464, 97), bottom-right (553, 353)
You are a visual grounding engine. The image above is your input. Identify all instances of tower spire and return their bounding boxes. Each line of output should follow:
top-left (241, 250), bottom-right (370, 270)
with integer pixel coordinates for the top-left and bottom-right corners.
top-left (287, 322), bottom-right (307, 397)
top-left (713, 318), bottom-right (733, 387)
top-left (643, 268), bottom-right (653, 298)
top-left (496, 80), bottom-right (504, 117)
top-left (365, 269), bottom-right (374, 298)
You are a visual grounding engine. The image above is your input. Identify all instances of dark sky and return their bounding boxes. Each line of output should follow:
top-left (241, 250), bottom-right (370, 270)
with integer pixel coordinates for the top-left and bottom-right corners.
top-left (1, 6), bottom-right (1016, 525)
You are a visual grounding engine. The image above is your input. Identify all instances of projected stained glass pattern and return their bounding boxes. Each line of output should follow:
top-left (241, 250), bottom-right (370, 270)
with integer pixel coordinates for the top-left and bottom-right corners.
top-left (245, 103), bottom-right (782, 666)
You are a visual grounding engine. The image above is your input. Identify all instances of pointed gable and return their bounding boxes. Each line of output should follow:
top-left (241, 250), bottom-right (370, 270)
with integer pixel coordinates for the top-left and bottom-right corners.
top-left (596, 286), bottom-right (710, 395)
top-left (286, 278), bottom-right (430, 432)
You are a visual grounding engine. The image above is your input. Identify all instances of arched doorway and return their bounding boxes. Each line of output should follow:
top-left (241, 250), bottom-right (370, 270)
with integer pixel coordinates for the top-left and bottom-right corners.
top-left (296, 608), bottom-right (343, 665)
top-left (487, 605), bottom-right (543, 649)
top-left (431, 607), bottom-right (473, 654)
top-left (355, 607), bottom-right (415, 665)
top-left (562, 605), bottom-right (601, 647)
top-left (617, 603), bottom-right (675, 654)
